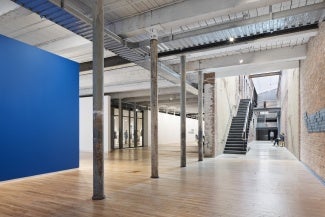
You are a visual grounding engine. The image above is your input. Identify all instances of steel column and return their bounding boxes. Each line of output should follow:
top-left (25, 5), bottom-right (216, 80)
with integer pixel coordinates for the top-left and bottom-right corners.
top-left (198, 70), bottom-right (204, 161)
top-left (134, 103), bottom-right (138, 148)
top-left (180, 55), bottom-right (186, 167)
top-left (92, 0), bottom-right (105, 200)
top-left (119, 98), bottom-right (123, 149)
top-left (150, 30), bottom-right (159, 178)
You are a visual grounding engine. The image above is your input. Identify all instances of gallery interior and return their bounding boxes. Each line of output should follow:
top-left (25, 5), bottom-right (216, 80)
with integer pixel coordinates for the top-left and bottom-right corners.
top-left (0, 0), bottom-right (325, 216)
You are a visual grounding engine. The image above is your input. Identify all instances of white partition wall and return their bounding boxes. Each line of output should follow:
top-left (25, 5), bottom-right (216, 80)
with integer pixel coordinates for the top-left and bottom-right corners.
top-left (144, 111), bottom-right (199, 147)
top-left (158, 113), bottom-right (198, 145)
top-left (79, 96), bottom-right (111, 153)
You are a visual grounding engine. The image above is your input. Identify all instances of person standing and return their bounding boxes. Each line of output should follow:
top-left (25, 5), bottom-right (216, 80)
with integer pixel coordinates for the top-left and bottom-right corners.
top-left (124, 130), bottom-right (128, 145)
top-left (270, 131), bottom-right (274, 141)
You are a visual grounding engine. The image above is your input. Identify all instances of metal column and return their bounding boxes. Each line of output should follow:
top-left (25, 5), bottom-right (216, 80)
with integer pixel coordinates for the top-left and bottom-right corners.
top-left (180, 55), bottom-right (186, 167)
top-left (92, 0), bottom-right (105, 200)
top-left (198, 70), bottom-right (204, 161)
top-left (134, 103), bottom-right (138, 148)
top-left (150, 29), bottom-right (159, 178)
top-left (119, 98), bottom-right (123, 149)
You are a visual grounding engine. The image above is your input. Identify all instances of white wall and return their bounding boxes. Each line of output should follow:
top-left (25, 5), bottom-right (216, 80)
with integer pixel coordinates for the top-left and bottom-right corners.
top-left (144, 111), bottom-right (199, 147)
top-left (158, 113), bottom-right (198, 145)
top-left (215, 76), bottom-right (239, 155)
top-left (79, 96), bottom-right (111, 153)
top-left (143, 110), bottom-right (151, 147)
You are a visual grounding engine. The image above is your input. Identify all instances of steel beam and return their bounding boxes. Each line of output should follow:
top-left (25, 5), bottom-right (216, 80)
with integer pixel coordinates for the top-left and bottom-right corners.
top-left (159, 24), bottom-right (318, 57)
top-left (109, 0), bottom-right (285, 37)
top-left (92, 0), bottom-right (105, 201)
top-left (137, 2), bottom-right (325, 48)
top-left (180, 55), bottom-right (186, 167)
top-left (80, 56), bottom-right (131, 72)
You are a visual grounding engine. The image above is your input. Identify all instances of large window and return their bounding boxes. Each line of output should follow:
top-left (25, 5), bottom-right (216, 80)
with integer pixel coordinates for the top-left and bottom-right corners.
top-left (111, 106), bottom-right (144, 149)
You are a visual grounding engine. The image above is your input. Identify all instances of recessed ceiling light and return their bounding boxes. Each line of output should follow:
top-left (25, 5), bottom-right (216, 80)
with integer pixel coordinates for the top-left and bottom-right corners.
top-left (229, 37), bottom-right (235, 42)
top-left (239, 59), bottom-right (244, 64)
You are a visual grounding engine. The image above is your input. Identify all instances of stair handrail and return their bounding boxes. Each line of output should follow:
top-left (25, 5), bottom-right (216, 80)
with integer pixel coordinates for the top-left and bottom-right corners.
top-left (241, 99), bottom-right (252, 145)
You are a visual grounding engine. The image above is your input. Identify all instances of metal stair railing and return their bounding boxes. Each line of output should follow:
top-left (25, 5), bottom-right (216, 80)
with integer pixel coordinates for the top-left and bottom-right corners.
top-left (241, 100), bottom-right (252, 150)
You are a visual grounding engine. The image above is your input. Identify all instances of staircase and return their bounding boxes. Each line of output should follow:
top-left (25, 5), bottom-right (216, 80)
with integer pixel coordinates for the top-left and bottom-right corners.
top-left (223, 99), bottom-right (252, 154)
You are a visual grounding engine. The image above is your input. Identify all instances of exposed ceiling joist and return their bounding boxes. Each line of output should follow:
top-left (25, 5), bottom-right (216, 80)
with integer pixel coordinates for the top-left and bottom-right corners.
top-left (159, 24), bottom-right (318, 57)
top-left (138, 2), bottom-right (325, 48)
top-left (166, 28), bottom-right (317, 66)
top-left (46, 0), bottom-right (199, 95)
top-left (108, 0), bottom-right (285, 37)
top-left (49, 0), bottom-right (125, 45)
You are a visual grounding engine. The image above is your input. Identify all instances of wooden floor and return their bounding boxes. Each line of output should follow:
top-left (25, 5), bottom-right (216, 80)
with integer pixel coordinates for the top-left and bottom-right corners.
top-left (1, 141), bottom-right (325, 217)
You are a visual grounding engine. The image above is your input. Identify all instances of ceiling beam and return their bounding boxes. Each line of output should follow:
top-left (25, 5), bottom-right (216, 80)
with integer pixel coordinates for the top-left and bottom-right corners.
top-left (108, 0), bottom-right (285, 37)
top-left (123, 94), bottom-right (197, 103)
top-left (80, 56), bottom-right (131, 72)
top-left (48, 0), bottom-right (198, 95)
top-left (109, 86), bottom-right (182, 99)
top-left (49, 0), bottom-right (125, 45)
top-left (171, 45), bottom-right (306, 73)
top-left (79, 80), bottom-right (175, 96)
top-left (159, 24), bottom-right (318, 57)
top-left (249, 71), bottom-right (281, 78)
top-left (208, 61), bottom-right (299, 78)
top-left (138, 2), bottom-right (325, 48)
top-left (135, 60), bottom-right (198, 95)
top-left (165, 29), bottom-right (317, 65)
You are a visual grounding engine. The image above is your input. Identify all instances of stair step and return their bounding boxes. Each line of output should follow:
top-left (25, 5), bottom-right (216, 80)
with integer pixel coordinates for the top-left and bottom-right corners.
top-left (224, 99), bottom-right (252, 155)
top-left (226, 140), bottom-right (245, 143)
top-left (227, 137), bottom-right (243, 140)
top-left (228, 133), bottom-right (243, 136)
top-left (225, 144), bottom-right (247, 148)
top-left (224, 147), bottom-right (247, 151)
top-left (223, 150), bottom-right (247, 154)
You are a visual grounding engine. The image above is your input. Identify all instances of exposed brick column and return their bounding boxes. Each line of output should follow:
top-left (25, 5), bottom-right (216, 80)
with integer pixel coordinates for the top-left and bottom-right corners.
top-left (204, 73), bottom-right (216, 157)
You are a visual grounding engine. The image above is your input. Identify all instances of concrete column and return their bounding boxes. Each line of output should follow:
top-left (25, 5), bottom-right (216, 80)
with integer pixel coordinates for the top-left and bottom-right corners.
top-left (198, 71), bottom-right (204, 161)
top-left (150, 29), bottom-right (159, 178)
top-left (203, 73), bottom-right (216, 158)
top-left (134, 103), bottom-right (138, 148)
top-left (180, 55), bottom-right (186, 167)
top-left (92, 0), bottom-right (105, 200)
top-left (118, 98), bottom-right (123, 149)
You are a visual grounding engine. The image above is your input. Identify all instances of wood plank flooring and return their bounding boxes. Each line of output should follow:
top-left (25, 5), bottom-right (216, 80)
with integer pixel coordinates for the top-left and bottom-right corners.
top-left (0, 141), bottom-right (325, 217)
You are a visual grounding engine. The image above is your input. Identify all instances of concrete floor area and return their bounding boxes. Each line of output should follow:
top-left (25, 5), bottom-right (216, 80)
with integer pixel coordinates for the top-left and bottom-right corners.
top-left (0, 141), bottom-right (324, 217)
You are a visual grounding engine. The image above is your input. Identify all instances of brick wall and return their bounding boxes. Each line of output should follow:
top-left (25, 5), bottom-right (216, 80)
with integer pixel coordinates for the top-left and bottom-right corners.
top-left (280, 68), bottom-right (300, 159)
top-left (300, 22), bottom-right (325, 180)
top-left (204, 73), bottom-right (216, 157)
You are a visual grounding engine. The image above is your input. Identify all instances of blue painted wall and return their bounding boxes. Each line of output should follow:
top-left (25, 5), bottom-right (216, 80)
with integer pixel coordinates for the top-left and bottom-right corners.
top-left (0, 35), bottom-right (79, 181)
